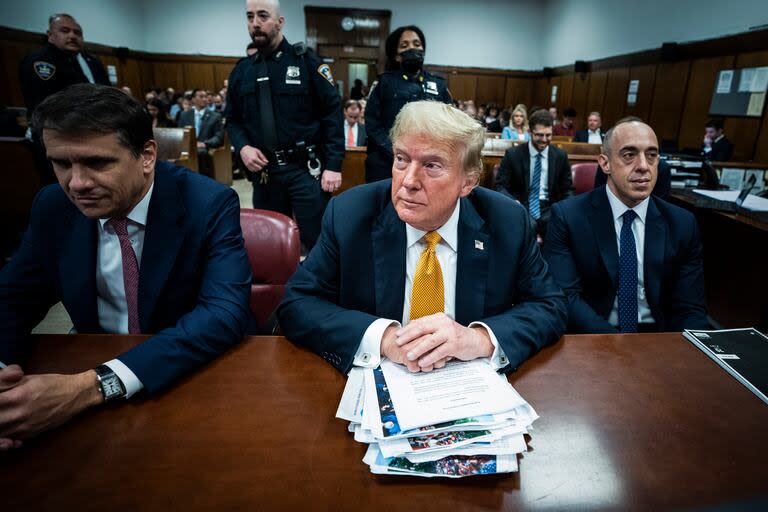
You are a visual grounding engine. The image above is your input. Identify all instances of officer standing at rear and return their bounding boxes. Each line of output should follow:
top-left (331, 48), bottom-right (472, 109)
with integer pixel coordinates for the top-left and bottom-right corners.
top-left (226, 0), bottom-right (344, 251)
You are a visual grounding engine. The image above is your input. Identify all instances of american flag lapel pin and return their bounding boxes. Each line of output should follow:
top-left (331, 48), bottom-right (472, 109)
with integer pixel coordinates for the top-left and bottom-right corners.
top-left (475, 240), bottom-right (484, 250)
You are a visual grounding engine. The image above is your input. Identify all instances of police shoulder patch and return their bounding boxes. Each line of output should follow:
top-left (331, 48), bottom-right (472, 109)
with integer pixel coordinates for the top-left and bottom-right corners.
top-left (317, 63), bottom-right (334, 85)
top-left (368, 80), bottom-right (378, 96)
top-left (33, 61), bottom-right (56, 80)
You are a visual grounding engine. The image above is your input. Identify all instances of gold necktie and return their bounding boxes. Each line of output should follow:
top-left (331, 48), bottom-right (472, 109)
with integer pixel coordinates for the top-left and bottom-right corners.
top-left (409, 231), bottom-right (445, 321)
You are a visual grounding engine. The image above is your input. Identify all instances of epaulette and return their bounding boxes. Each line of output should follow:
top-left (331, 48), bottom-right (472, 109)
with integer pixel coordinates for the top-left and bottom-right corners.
top-left (293, 42), bottom-right (307, 56)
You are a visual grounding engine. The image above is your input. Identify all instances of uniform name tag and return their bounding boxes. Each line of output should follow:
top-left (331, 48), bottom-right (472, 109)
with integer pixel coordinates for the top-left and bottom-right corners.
top-left (285, 79), bottom-right (301, 85)
top-left (257, 77), bottom-right (269, 82)
top-left (426, 81), bottom-right (439, 95)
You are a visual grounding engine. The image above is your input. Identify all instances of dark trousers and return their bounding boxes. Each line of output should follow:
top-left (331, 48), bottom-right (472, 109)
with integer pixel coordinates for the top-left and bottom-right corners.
top-left (251, 166), bottom-right (329, 251)
top-left (365, 147), bottom-right (392, 183)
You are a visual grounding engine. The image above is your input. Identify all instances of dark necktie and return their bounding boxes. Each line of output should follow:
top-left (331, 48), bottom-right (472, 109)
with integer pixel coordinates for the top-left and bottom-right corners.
top-left (254, 55), bottom-right (279, 151)
top-left (618, 209), bottom-right (638, 333)
top-left (529, 153), bottom-right (542, 219)
top-left (110, 218), bottom-right (141, 334)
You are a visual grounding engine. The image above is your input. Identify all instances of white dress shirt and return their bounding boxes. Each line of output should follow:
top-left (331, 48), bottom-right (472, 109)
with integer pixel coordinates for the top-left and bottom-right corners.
top-left (353, 201), bottom-right (509, 370)
top-left (605, 186), bottom-right (655, 327)
top-left (587, 130), bottom-right (603, 144)
top-left (528, 141), bottom-right (549, 200)
top-left (344, 120), bottom-right (359, 146)
top-left (96, 182), bottom-right (155, 398)
top-left (75, 53), bottom-right (96, 83)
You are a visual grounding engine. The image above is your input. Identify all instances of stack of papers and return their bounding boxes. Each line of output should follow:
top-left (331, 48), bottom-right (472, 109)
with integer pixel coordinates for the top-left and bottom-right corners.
top-left (336, 359), bottom-right (538, 478)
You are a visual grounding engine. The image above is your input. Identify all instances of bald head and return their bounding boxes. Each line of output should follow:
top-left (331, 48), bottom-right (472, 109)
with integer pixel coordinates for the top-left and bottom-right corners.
top-left (599, 119), bottom-right (659, 207)
top-left (246, 0), bottom-right (284, 52)
top-left (47, 13), bottom-right (83, 54)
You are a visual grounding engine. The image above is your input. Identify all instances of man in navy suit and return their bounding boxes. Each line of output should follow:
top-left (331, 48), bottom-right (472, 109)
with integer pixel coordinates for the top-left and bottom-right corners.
top-left (0, 84), bottom-right (251, 449)
top-left (495, 109), bottom-right (574, 237)
top-left (178, 88), bottom-right (225, 175)
top-left (573, 112), bottom-right (607, 144)
top-left (543, 117), bottom-right (710, 334)
top-left (278, 101), bottom-right (567, 375)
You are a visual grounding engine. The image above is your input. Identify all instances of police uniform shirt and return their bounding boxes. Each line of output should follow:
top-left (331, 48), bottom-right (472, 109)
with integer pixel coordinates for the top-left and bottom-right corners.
top-left (224, 37), bottom-right (344, 172)
top-left (19, 42), bottom-right (110, 117)
top-left (364, 69), bottom-right (452, 154)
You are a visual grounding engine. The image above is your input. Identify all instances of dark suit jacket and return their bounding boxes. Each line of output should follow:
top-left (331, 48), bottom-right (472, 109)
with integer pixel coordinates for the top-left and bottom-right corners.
top-left (573, 129), bottom-right (606, 143)
top-left (0, 161), bottom-right (252, 394)
top-left (345, 121), bottom-right (367, 147)
top-left (277, 180), bottom-right (568, 374)
top-left (543, 186), bottom-right (710, 334)
top-left (701, 136), bottom-right (734, 162)
top-left (495, 143), bottom-right (574, 211)
top-left (178, 109), bottom-right (225, 149)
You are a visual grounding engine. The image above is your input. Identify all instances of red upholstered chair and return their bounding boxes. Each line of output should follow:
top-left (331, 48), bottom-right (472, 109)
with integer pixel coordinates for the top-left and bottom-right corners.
top-left (571, 162), bottom-right (599, 195)
top-left (239, 209), bottom-right (301, 329)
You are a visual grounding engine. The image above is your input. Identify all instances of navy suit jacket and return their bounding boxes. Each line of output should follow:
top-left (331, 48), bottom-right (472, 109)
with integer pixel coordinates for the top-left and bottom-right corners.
top-left (494, 143), bottom-right (574, 209)
top-left (0, 161), bottom-right (252, 393)
top-left (573, 129), bottom-right (606, 143)
top-left (277, 180), bottom-right (568, 374)
top-left (178, 109), bottom-right (225, 148)
top-left (543, 186), bottom-right (710, 333)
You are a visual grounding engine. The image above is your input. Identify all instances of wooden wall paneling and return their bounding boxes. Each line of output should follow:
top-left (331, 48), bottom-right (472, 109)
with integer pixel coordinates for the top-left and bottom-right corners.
top-left (625, 64), bottom-right (656, 122)
top-left (585, 70), bottom-right (608, 125)
top-left (571, 73), bottom-right (590, 129)
top-left (151, 61), bottom-right (185, 90)
top-left (602, 67), bottom-right (630, 128)
top-left (475, 75), bottom-right (507, 106)
top-left (728, 51), bottom-right (768, 161)
top-left (532, 77), bottom-right (550, 108)
top-left (182, 62), bottom-right (216, 91)
top-left (678, 56), bottom-right (735, 152)
top-left (648, 61), bottom-right (691, 146)
top-left (213, 63), bottom-right (235, 92)
top-left (504, 77), bottom-right (533, 109)
top-left (1, 41), bottom-right (37, 107)
top-left (119, 58), bottom-right (150, 98)
top-left (448, 74), bottom-right (477, 102)
top-left (557, 74), bottom-right (572, 110)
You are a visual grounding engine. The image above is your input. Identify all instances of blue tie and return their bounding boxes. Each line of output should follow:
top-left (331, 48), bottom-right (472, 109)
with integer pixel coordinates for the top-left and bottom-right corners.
top-left (618, 209), bottom-right (638, 333)
top-left (195, 111), bottom-right (202, 136)
top-left (529, 153), bottom-right (542, 219)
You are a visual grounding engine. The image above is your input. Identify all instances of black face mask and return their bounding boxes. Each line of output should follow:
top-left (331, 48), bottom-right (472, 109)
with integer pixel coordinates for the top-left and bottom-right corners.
top-left (399, 49), bottom-right (424, 74)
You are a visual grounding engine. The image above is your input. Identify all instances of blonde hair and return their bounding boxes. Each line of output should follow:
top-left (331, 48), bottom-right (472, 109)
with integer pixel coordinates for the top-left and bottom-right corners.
top-left (510, 104), bottom-right (529, 132)
top-left (390, 101), bottom-right (486, 179)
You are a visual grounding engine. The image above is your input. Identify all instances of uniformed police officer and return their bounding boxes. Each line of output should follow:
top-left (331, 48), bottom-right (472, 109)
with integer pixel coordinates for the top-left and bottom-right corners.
top-left (364, 25), bottom-right (452, 183)
top-left (226, 0), bottom-right (344, 251)
top-left (19, 13), bottom-right (110, 184)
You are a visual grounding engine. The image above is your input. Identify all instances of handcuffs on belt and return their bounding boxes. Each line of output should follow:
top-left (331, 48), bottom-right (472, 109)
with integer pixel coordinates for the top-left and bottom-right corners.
top-left (259, 142), bottom-right (322, 184)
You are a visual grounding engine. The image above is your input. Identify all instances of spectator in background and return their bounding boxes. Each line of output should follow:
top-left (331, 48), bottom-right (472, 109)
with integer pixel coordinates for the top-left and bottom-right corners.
top-left (343, 99), bottom-right (367, 147)
top-left (701, 118), bottom-right (734, 162)
top-left (495, 109), bottom-right (574, 237)
top-left (178, 89), bottom-right (225, 175)
top-left (350, 79), bottom-right (365, 100)
top-left (120, 86), bottom-right (133, 97)
top-left (146, 98), bottom-right (175, 128)
top-left (212, 93), bottom-right (224, 113)
top-left (502, 104), bottom-right (530, 142)
top-left (485, 104), bottom-right (501, 133)
top-left (465, 100), bottom-right (477, 118)
top-left (574, 111), bottom-right (606, 144)
top-left (553, 107), bottom-right (576, 137)
top-left (549, 106), bottom-right (558, 123)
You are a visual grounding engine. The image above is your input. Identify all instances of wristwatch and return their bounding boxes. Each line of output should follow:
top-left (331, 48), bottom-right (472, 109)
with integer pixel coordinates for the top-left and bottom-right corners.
top-left (95, 365), bottom-right (126, 402)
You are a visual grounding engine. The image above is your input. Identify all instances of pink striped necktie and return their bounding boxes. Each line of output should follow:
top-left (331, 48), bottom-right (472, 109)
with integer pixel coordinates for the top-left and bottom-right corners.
top-left (109, 218), bottom-right (141, 334)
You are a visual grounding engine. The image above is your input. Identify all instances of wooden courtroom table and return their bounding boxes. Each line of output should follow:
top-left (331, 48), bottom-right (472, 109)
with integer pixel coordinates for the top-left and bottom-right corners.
top-left (2, 334), bottom-right (766, 511)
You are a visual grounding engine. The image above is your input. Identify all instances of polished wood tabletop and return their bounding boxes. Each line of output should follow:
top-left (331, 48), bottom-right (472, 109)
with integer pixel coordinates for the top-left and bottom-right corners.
top-left (2, 333), bottom-right (766, 511)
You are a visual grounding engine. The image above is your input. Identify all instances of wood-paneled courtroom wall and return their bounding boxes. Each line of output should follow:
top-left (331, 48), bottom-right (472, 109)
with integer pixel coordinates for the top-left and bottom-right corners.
top-left (2, 25), bottom-right (767, 161)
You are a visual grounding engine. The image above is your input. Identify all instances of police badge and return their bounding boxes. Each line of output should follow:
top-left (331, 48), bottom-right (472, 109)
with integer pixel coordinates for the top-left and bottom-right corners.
top-left (286, 65), bottom-right (301, 85)
top-left (34, 61), bottom-right (56, 80)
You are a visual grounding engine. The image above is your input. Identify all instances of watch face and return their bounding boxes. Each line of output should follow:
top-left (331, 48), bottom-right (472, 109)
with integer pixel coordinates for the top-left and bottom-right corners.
top-left (103, 376), bottom-right (123, 398)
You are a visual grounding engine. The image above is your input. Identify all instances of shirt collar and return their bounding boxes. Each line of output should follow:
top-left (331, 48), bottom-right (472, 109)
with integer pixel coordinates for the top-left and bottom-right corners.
top-left (528, 140), bottom-right (549, 159)
top-left (588, 129), bottom-right (600, 135)
top-left (195, 107), bottom-right (206, 115)
top-left (714, 134), bottom-right (724, 142)
top-left (405, 200), bottom-right (460, 252)
top-left (605, 184), bottom-right (649, 225)
top-left (99, 181), bottom-right (155, 229)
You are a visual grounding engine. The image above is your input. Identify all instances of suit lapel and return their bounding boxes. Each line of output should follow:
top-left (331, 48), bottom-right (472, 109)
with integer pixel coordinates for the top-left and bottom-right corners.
top-left (643, 198), bottom-right (665, 317)
top-left (371, 203), bottom-right (406, 321)
top-left (587, 189), bottom-right (619, 289)
top-left (138, 168), bottom-right (185, 331)
top-left (455, 197), bottom-right (488, 325)
top-left (59, 210), bottom-right (101, 331)
top-left (547, 147), bottom-right (559, 195)
top-left (520, 144), bottom-right (531, 199)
